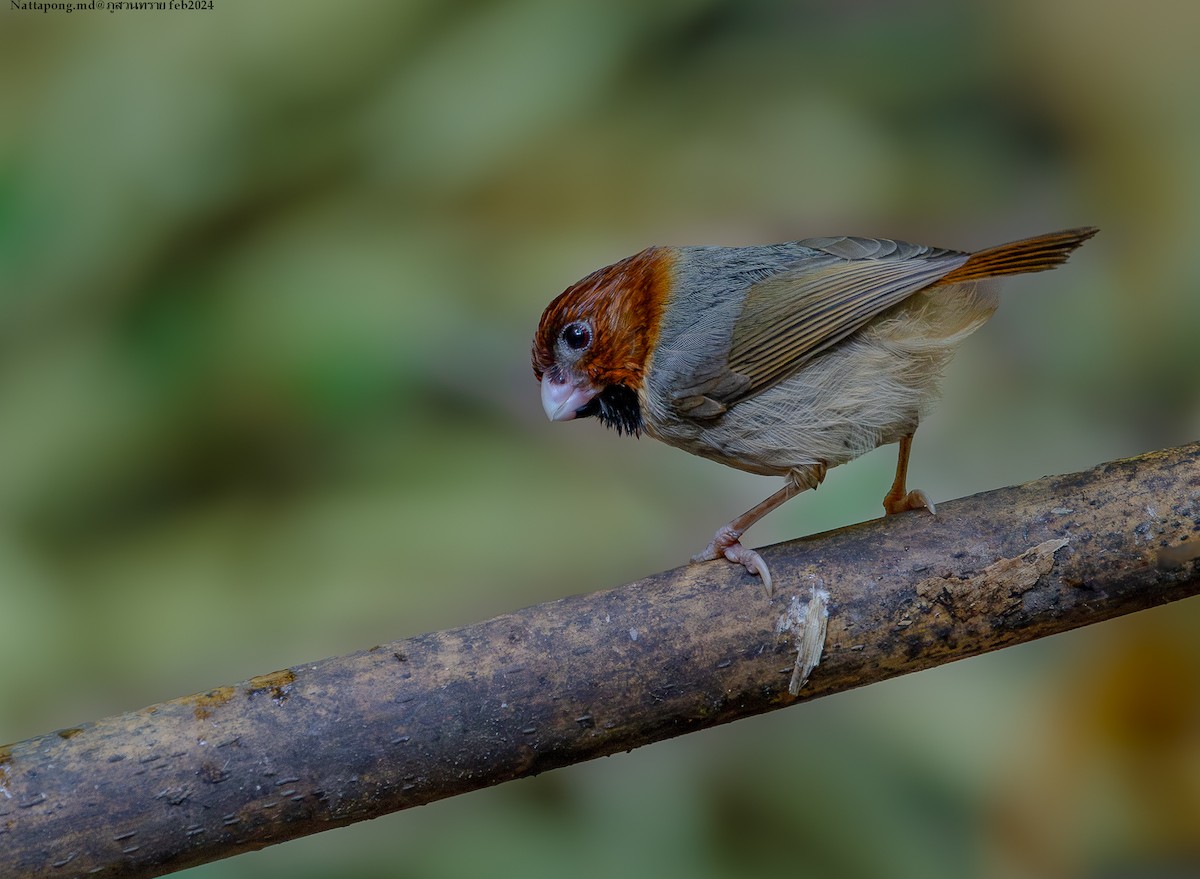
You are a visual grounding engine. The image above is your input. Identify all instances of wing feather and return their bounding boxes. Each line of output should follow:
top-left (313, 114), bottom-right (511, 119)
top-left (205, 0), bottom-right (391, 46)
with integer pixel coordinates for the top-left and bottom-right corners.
top-left (721, 238), bottom-right (969, 403)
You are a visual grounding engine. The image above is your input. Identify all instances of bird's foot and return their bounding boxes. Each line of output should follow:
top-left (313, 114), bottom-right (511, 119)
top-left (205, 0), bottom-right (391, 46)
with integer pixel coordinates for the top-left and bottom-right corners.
top-left (692, 525), bottom-right (773, 596)
top-left (883, 488), bottom-right (936, 516)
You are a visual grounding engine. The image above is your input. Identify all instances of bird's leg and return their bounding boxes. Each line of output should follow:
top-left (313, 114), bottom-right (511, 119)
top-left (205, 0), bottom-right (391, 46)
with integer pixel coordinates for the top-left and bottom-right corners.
top-left (882, 433), bottom-right (936, 516)
top-left (692, 464), bottom-right (826, 596)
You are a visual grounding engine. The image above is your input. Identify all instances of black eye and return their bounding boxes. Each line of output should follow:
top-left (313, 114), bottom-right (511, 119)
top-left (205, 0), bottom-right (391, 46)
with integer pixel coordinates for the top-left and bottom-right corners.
top-left (561, 322), bottom-right (591, 351)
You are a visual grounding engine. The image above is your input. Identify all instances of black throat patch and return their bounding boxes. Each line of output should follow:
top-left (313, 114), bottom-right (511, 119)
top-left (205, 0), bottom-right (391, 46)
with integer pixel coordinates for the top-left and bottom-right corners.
top-left (577, 384), bottom-right (642, 436)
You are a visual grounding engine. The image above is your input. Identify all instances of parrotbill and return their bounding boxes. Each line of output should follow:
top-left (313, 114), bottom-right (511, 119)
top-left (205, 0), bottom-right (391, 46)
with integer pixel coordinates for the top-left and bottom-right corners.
top-left (532, 227), bottom-right (1097, 592)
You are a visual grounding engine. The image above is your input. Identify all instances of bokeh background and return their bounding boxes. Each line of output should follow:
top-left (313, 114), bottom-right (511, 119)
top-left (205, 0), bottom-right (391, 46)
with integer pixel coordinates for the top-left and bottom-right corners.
top-left (2, 1), bottom-right (1199, 877)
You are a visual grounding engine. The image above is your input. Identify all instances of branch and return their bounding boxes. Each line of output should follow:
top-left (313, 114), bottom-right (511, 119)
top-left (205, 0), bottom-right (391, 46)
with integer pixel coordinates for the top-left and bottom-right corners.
top-left (3, 443), bottom-right (1198, 878)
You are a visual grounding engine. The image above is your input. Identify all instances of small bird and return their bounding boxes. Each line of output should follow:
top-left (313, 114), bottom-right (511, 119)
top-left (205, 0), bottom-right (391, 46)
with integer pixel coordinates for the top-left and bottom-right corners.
top-left (532, 227), bottom-right (1097, 593)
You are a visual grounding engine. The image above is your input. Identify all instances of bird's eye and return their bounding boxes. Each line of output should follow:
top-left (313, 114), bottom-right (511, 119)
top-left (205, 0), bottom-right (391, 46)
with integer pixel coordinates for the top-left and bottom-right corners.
top-left (561, 322), bottom-right (591, 351)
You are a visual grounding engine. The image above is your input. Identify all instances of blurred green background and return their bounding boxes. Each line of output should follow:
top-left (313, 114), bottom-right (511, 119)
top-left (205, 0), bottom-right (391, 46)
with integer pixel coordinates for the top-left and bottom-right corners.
top-left (2, 1), bottom-right (1199, 877)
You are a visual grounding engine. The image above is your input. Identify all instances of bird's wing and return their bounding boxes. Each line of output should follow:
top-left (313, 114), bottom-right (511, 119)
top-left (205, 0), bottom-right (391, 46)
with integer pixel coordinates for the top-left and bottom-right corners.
top-left (716, 236), bottom-right (969, 404)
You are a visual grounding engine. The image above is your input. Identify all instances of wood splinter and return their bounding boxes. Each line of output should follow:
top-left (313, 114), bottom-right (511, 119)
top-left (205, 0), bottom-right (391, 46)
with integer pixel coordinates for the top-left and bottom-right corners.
top-left (778, 585), bottom-right (830, 695)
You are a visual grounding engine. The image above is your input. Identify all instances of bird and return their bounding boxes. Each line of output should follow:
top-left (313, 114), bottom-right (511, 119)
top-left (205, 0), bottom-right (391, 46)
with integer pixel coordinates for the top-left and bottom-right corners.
top-left (531, 226), bottom-right (1097, 594)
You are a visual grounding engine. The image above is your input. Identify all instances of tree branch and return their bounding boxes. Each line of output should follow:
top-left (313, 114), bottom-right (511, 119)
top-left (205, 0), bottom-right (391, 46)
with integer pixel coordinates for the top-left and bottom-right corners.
top-left (3, 443), bottom-right (1198, 878)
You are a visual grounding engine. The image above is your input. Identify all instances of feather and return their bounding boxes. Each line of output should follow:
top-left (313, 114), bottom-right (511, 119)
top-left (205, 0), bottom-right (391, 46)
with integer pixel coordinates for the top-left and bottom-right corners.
top-left (723, 250), bottom-right (969, 401)
top-left (933, 227), bottom-right (1098, 285)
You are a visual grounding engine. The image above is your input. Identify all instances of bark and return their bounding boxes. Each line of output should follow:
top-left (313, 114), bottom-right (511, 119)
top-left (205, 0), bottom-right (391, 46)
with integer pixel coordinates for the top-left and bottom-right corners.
top-left (2, 443), bottom-right (1198, 879)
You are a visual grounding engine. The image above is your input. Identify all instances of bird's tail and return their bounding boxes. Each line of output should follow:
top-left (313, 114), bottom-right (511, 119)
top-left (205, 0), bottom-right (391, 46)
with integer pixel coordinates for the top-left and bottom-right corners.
top-left (935, 227), bottom-right (1098, 286)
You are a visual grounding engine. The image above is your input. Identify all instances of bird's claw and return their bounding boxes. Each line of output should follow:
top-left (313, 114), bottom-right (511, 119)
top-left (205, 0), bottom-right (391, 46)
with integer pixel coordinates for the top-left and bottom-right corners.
top-left (723, 542), bottom-right (773, 597)
top-left (883, 488), bottom-right (936, 516)
top-left (692, 527), bottom-right (774, 597)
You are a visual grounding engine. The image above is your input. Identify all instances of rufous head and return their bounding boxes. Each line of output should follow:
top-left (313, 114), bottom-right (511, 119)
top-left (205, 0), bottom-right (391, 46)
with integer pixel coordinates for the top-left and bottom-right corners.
top-left (531, 246), bottom-right (673, 435)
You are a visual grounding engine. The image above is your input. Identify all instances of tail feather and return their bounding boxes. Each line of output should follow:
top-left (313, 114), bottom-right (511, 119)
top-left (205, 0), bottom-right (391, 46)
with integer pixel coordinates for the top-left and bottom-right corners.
top-left (935, 227), bottom-right (1098, 286)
